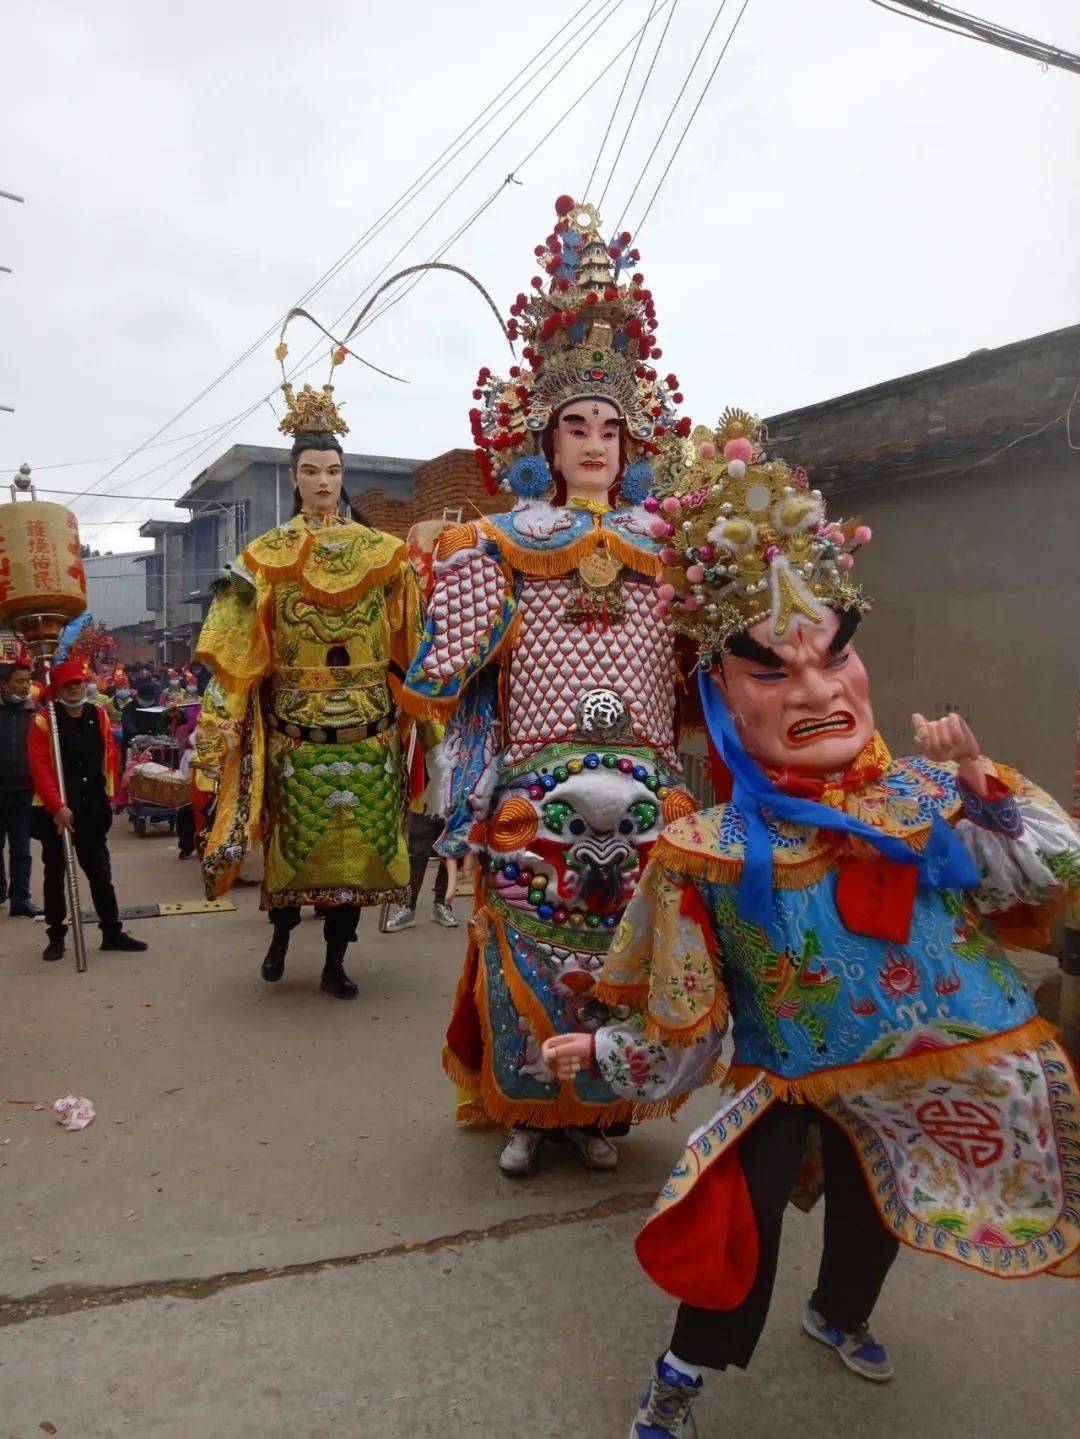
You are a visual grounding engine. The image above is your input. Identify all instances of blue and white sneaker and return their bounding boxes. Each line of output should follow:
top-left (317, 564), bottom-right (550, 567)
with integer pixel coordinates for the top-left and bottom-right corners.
top-left (630, 1355), bottom-right (702, 1437)
top-left (802, 1301), bottom-right (894, 1382)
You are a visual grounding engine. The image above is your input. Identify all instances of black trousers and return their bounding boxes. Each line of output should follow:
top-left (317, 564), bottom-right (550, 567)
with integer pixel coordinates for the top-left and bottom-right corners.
top-left (32, 804), bottom-right (121, 937)
top-left (268, 903), bottom-right (360, 946)
top-left (0, 790), bottom-right (34, 907)
top-left (670, 1101), bottom-right (899, 1371)
top-left (176, 805), bottom-right (195, 856)
top-left (407, 813), bottom-right (449, 908)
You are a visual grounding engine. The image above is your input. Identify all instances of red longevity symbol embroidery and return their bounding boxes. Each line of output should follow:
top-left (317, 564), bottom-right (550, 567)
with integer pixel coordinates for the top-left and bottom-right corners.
top-left (916, 1098), bottom-right (1004, 1169)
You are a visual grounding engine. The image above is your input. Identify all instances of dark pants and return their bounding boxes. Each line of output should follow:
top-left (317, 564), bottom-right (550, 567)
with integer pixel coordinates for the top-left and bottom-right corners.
top-left (268, 904), bottom-right (360, 946)
top-left (407, 813), bottom-right (449, 908)
top-left (670, 1102), bottom-right (899, 1371)
top-left (32, 804), bottom-right (121, 938)
top-left (0, 790), bottom-right (34, 907)
top-left (176, 805), bottom-right (195, 856)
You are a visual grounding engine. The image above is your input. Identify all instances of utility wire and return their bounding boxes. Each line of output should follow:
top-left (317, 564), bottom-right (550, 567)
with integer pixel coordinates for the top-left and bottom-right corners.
top-left (634, 0), bottom-right (754, 240)
top-left (71, 0), bottom-right (616, 503)
top-left (598, 0), bottom-right (680, 209)
top-left (584, 0), bottom-right (659, 200)
top-left (614, 0), bottom-right (731, 233)
top-left (867, 1), bottom-right (1080, 74)
top-left (76, 0), bottom-right (674, 539)
top-left (71, 1), bottom-right (625, 525)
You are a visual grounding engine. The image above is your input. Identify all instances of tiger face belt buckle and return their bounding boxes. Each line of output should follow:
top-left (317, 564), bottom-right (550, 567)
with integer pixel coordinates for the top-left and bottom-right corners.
top-left (576, 549), bottom-right (623, 590)
top-left (576, 688), bottom-right (629, 741)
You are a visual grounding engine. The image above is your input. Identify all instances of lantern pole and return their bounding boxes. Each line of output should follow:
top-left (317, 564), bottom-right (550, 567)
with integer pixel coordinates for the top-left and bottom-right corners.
top-left (5, 466), bottom-right (88, 972)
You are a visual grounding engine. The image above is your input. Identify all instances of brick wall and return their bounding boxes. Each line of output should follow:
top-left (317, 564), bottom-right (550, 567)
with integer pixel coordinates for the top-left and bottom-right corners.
top-left (361, 449), bottom-right (512, 538)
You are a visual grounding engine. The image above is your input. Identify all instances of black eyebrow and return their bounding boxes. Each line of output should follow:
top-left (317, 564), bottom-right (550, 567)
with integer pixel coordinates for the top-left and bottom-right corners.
top-left (724, 632), bottom-right (784, 668)
top-left (828, 606), bottom-right (862, 654)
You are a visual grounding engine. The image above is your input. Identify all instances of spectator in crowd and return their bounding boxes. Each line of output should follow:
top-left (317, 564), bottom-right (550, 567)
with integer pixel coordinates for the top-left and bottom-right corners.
top-left (0, 659), bottom-right (40, 918)
top-left (28, 658), bottom-right (148, 962)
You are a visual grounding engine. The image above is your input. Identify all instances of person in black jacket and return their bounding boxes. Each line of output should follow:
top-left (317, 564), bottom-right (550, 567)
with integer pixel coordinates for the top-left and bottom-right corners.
top-left (0, 660), bottom-right (40, 917)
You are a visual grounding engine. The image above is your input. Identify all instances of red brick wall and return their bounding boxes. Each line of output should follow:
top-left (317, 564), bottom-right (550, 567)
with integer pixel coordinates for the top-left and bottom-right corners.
top-left (362, 449), bottom-right (512, 539)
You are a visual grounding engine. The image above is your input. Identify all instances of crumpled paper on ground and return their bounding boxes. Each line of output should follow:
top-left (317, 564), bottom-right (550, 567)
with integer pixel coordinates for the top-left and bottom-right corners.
top-left (53, 1095), bottom-right (96, 1131)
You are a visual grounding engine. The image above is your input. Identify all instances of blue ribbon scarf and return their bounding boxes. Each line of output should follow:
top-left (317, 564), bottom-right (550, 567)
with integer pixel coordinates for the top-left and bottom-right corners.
top-left (696, 670), bottom-right (980, 926)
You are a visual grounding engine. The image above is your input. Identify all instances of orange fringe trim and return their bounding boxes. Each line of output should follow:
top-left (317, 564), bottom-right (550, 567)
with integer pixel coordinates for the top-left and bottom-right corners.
top-left (479, 519), bottom-right (662, 579)
top-left (729, 1015), bottom-right (1058, 1105)
top-left (593, 978), bottom-right (727, 1049)
top-left (442, 908), bottom-right (688, 1129)
top-left (651, 833), bottom-right (836, 890)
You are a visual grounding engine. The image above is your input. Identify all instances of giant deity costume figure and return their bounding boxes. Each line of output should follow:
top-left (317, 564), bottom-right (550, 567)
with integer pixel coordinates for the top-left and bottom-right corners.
top-left (195, 373), bottom-right (427, 998)
top-left (402, 196), bottom-right (699, 1175)
top-left (543, 411), bottom-right (1080, 1435)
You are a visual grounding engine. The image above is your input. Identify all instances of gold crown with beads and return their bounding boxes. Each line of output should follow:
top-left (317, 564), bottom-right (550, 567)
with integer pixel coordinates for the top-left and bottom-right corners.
top-left (277, 381), bottom-right (349, 439)
top-left (647, 409), bottom-right (872, 662)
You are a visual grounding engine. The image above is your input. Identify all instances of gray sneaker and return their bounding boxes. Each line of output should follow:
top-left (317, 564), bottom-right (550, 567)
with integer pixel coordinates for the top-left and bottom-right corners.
top-left (802, 1301), bottom-right (894, 1381)
top-left (383, 905), bottom-right (416, 933)
top-left (432, 902), bottom-right (459, 928)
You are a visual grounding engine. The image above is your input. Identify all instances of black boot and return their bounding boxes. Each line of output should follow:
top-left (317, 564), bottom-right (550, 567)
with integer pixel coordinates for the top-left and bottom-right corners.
top-left (261, 923), bottom-right (291, 982)
top-left (42, 926), bottom-right (65, 963)
top-left (101, 926), bottom-right (149, 952)
top-left (320, 941), bottom-right (358, 1000)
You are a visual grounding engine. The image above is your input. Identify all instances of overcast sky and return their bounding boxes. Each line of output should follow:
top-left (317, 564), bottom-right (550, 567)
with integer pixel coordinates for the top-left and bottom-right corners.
top-left (3, 0), bottom-right (1078, 557)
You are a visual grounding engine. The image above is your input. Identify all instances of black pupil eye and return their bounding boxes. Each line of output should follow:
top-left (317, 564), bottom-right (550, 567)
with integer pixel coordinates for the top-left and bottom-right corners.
top-left (569, 819), bottom-right (586, 835)
top-left (619, 819), bottom-right (634, 835)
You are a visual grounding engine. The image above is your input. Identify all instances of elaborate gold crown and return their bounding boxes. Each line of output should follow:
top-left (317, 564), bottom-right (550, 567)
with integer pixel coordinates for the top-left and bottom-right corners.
top-left (470, 195), bottom-right (688, 495)
top-left (647, 409), bottom-right (872, 661)
top-left (278, 382), bottom-right (349, 439)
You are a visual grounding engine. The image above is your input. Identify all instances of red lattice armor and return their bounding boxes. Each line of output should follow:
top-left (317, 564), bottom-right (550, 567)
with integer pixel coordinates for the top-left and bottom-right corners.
top-left (421, 551), bottom-right (509, 681)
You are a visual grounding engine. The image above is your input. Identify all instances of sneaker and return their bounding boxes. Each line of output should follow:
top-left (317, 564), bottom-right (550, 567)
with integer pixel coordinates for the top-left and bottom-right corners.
top-left (100, 930), bottom-right (149, 953)
top-left (431, 902), bottom-right (458, 929)
top-left (41, 937), bottom-right (65, 963)
top-left (630, 1356), bottom-right (702, 1438)
top-left (562, 1127), bottom-right (619, 1171)
top-left (498, 1127), bottom-right (546, 1177)
top-left (9, 903), bottom-right (41, 918)
top-left (383, 905), bottom-right (416, 933)
top-left (802, 1301), bottom-right (894, 1382)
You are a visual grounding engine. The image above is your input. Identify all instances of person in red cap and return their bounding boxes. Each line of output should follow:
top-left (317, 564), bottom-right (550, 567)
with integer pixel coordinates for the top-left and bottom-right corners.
top-left (27, 658), bottom-right (148, 962)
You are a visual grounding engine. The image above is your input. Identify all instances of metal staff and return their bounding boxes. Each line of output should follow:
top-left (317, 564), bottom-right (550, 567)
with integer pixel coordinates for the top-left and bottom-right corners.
top-left (39, 651), bottom-right (88, 973)
top-left (379, 723), bottom-right (419, 934)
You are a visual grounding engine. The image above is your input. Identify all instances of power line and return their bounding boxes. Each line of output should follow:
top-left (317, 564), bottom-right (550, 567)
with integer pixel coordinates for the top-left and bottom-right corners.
top-left (633, 0), bottom-right (754, 240)
top-left (614, 0), bottom-right (731, 233)
top-left (867, 1), bottom-right (1080, 74)
top-left (598, 0), bottom-right (680, 209)
top-left (70, 0), bottom-right (616, 507)
top-left (72, 0), bottom-right (675, 543)
top-left (584, 0), bottom-right (659, 200)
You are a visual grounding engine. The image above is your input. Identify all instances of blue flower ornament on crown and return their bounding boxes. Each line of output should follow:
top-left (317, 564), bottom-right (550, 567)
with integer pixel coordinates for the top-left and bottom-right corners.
top-left (469, 195), bottom-right (690, 502)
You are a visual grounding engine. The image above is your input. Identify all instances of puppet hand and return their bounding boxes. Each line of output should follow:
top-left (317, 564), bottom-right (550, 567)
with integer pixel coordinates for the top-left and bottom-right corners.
top-left (540, 1033), bottom-right (592, 1080)
top-left (444, 857), bottom-right (459, 904)
top-left (912, 712), bottom-right (988, 797)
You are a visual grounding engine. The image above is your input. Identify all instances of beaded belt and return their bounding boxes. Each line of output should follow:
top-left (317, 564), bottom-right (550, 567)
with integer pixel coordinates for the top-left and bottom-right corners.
top-left (266, 710), bottom-right (395, 744)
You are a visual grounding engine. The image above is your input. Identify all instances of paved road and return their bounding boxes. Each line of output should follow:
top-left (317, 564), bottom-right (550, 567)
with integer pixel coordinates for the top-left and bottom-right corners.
top-left (0, 821), bottom-right (1072, 1437)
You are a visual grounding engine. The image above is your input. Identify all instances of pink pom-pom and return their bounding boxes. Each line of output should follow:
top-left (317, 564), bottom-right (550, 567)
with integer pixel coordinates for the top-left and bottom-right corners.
top-left (836, 553), bottom-right (854, 570)
top-left (656, 599), bottom-right (670, 619)
top-left (854, 525), bottom-right (872, 545)
top-left (724, 437), bottom-right (754, 465)
top-left (699, 543), bottom-right (714, 562)
top-left (659, 546), bottom-right (679, 565)
top-left (697, 441), bottom-right (716, 461)
top-left (686, 564), bottom-right (705, 583)
top-left (642, 495), bottom-right (660, 513)
top-left (661, 495), bottom-right (681, 516)
top-left (648, 517), bottom-right (670, 539)
top-left (657, 583), bottom-right (676, 602)
top-left (682, 596), bottom-right (699, 612)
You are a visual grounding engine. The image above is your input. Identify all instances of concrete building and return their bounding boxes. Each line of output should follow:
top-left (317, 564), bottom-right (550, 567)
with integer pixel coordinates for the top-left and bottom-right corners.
top-left (82, 551), bottom-right (156, 664)
top-left (766, 322), bottom-right (1080, 805)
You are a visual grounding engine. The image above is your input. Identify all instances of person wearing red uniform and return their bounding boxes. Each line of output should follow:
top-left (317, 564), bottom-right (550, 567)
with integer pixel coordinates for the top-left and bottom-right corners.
top-left (28, 659), bottom-right (148, 962)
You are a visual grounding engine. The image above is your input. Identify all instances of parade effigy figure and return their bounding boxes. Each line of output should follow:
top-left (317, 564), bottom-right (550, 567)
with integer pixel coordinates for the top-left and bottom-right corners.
top-left (195, 378), bottom-right (427, 999)
top-left (542, 411), bottom-right (1080, 1435)
top-left (402, 196), bottom-right (700, 1175)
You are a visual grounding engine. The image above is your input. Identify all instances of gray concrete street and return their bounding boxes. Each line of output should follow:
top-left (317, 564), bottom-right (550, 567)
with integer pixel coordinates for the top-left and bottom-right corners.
top-left (0, 822), bottom-right (1074, 1438)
